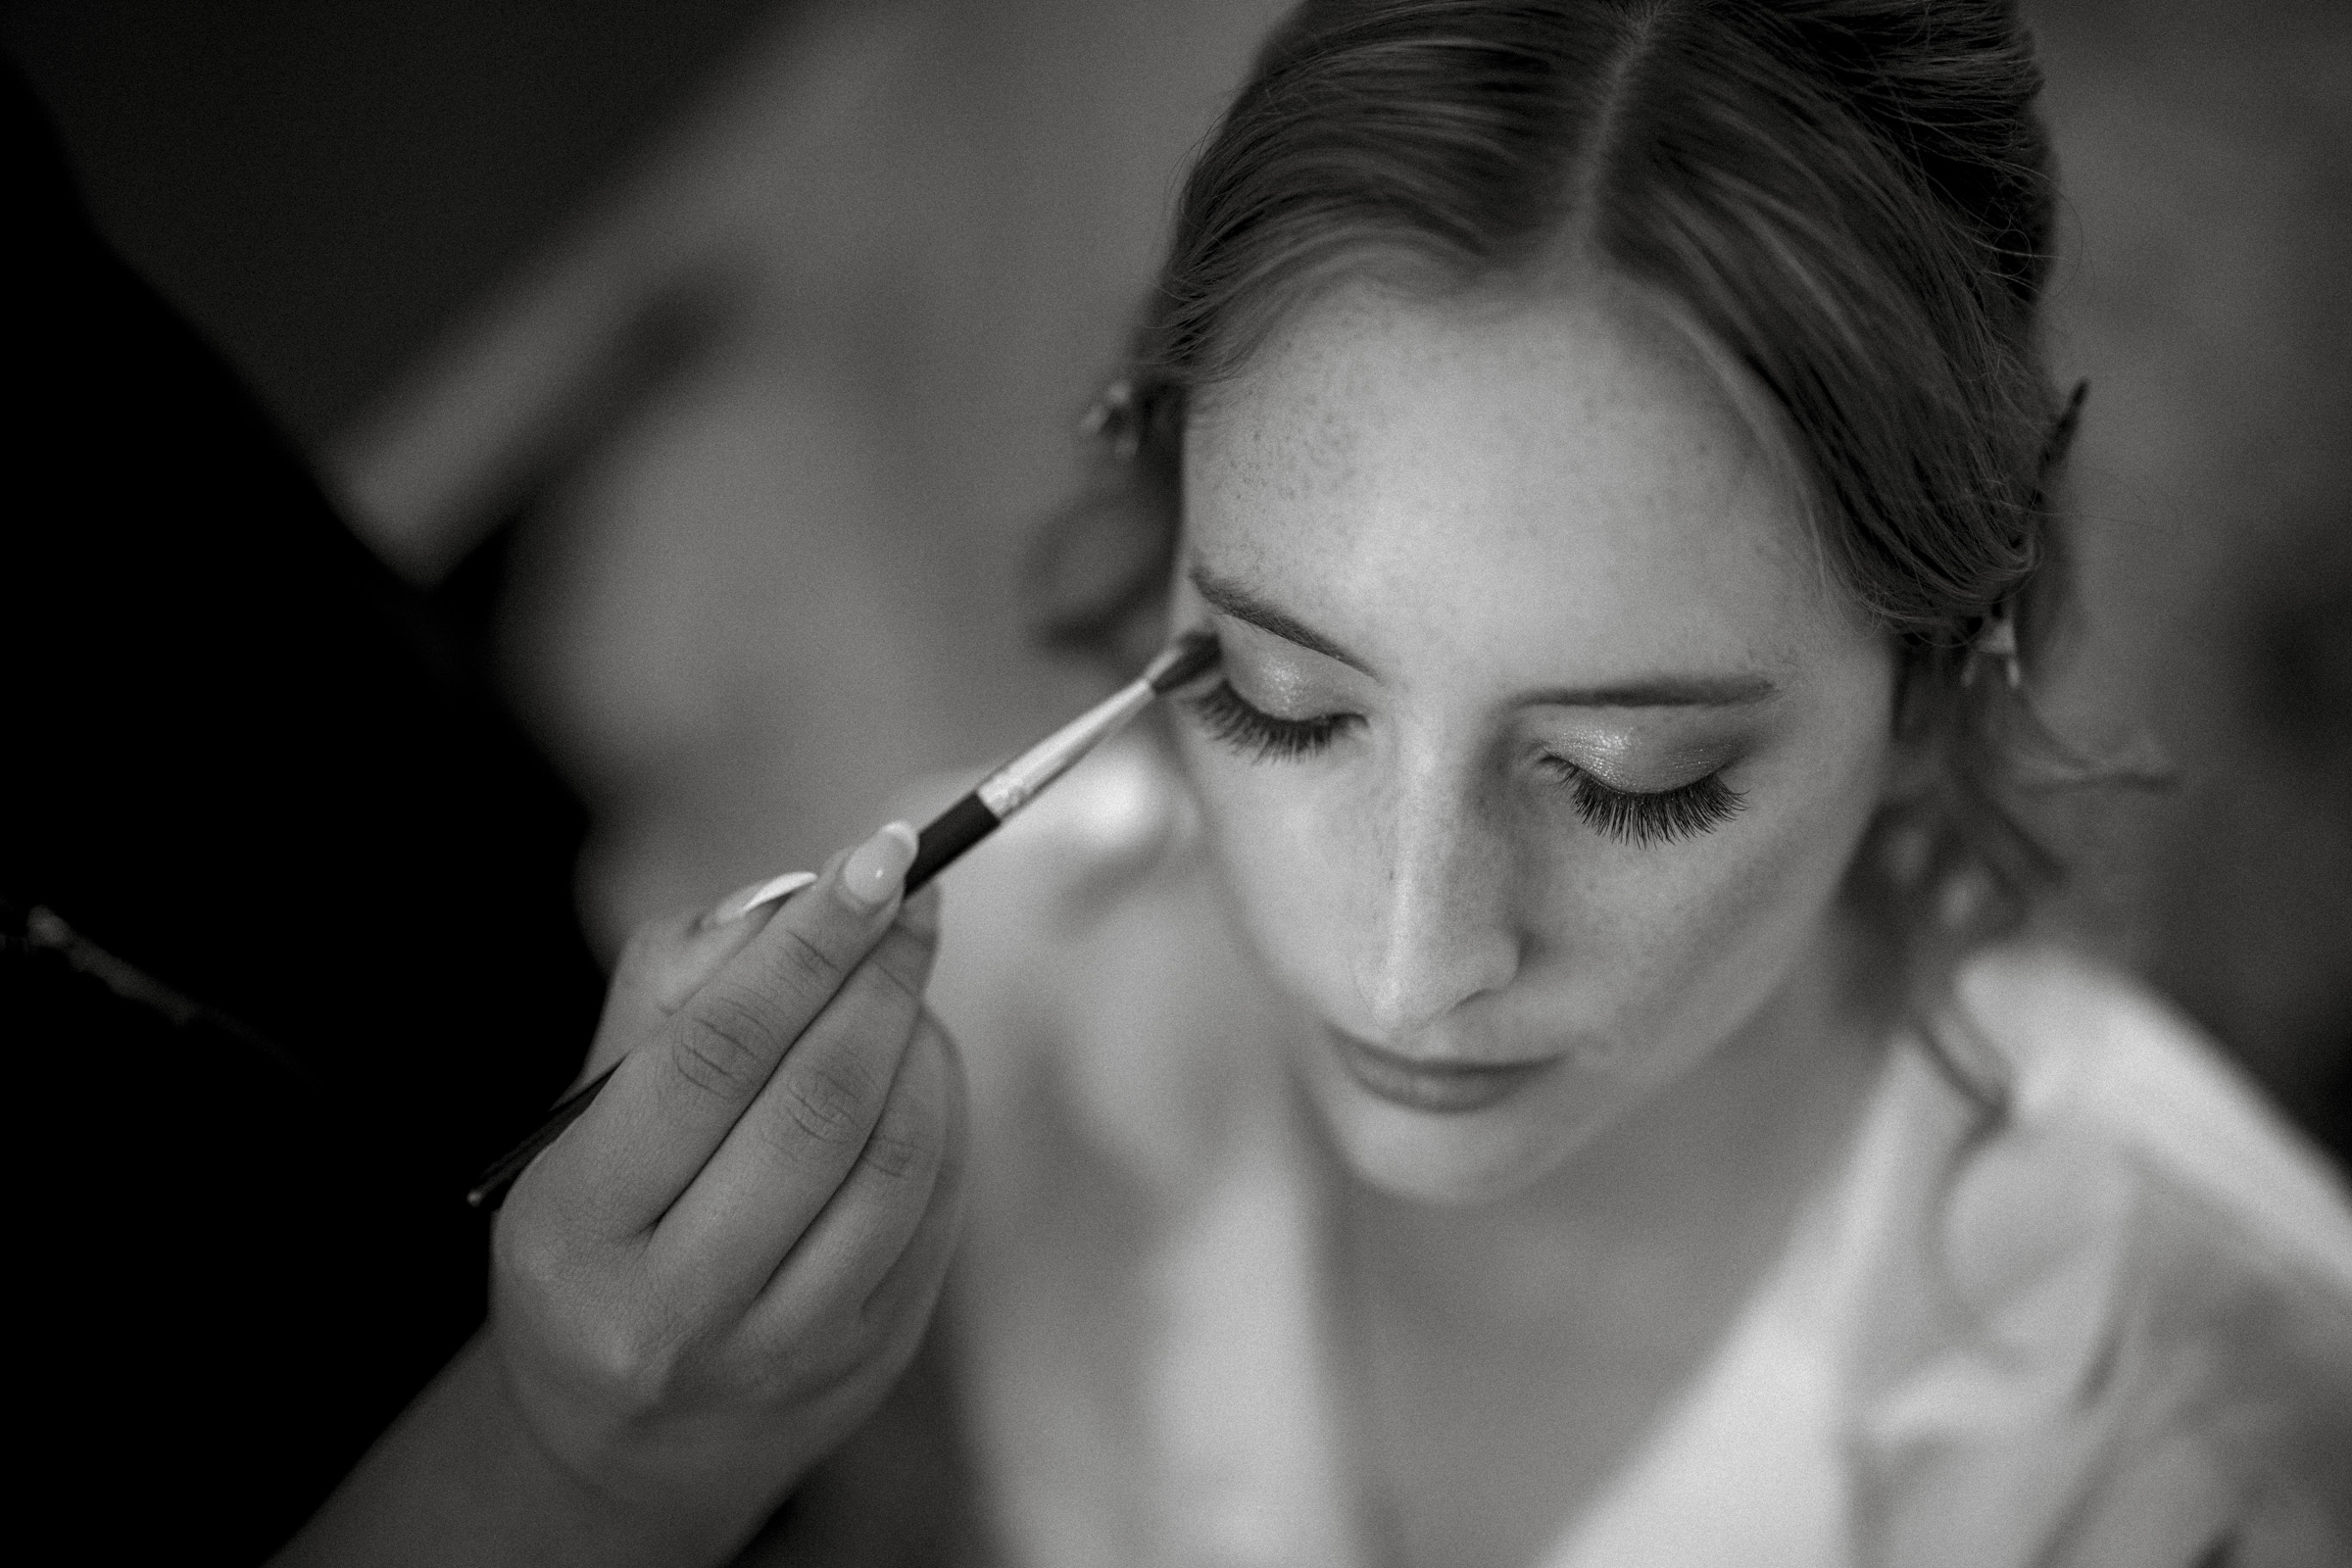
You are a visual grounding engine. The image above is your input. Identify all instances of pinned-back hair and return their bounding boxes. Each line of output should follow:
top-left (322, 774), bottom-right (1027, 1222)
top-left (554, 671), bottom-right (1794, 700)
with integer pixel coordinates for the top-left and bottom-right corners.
top-left (1033, 0), bottom-right (2085, 947)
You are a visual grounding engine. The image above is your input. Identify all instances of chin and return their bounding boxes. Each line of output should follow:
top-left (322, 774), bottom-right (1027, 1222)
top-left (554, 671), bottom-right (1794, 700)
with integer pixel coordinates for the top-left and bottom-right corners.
top-left (1306, 1069), bottom-right (1611, 1207)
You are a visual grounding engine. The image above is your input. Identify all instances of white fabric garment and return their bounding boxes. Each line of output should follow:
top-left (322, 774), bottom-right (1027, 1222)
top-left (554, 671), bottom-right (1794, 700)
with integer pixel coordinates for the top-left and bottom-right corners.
top-left (935, 750), bottom-right (2352, 1567)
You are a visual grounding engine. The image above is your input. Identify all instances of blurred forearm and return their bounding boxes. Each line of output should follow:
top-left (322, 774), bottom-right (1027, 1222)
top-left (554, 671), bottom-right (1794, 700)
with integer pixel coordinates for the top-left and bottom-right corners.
top-left (270, 1331), bottom-right (744, 1568)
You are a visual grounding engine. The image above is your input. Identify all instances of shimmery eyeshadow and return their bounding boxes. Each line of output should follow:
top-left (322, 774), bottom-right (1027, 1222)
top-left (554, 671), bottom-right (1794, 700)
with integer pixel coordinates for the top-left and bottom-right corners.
top-left (1540, 726), bottom-right (1744, 793)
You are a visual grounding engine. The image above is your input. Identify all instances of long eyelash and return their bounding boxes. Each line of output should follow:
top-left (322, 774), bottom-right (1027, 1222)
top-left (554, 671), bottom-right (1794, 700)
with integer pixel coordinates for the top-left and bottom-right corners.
top-left (1552, 764), bottom-right (1746, 847)
top-left (1187, 681), bottom-right (1348, 761)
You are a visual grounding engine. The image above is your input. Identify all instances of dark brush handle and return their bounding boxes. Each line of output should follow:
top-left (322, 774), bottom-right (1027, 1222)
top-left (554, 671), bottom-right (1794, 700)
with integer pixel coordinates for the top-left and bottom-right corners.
top-left (904, 791), bottom-right (998, 893)
top-left (466, 1070), bottom-right (611, 1208)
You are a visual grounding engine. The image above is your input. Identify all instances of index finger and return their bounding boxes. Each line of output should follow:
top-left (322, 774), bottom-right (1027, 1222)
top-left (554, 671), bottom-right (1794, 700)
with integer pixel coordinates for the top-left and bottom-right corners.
top-left (575, 870), bottom-right (818, 1086)
top-left (544, 820), bottom-right (921, 1230)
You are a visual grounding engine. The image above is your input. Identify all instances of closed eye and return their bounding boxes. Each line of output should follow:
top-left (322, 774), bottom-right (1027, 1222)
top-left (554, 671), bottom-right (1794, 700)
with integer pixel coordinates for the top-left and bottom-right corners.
top-left (1536, 756), bottom-right (1745, 846)
top-left (1190, 682), bottom-right (1744, 846)
top-left (1187, 681), bottom-right (1355, 761)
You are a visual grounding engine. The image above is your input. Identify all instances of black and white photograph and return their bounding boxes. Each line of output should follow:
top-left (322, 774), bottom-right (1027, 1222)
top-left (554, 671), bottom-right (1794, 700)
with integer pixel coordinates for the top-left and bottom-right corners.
top-left (7, 1), bottom-right (2349, 1563)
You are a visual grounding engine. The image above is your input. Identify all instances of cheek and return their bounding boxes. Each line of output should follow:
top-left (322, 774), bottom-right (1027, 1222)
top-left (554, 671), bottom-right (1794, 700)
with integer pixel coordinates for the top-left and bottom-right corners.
top-left (1176, 731), bottom-right (1358, 997)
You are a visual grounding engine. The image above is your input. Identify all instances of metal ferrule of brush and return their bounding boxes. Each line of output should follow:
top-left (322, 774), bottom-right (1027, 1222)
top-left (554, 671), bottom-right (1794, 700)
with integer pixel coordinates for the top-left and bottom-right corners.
top-left (976, 677), bottom-right (1155, 817)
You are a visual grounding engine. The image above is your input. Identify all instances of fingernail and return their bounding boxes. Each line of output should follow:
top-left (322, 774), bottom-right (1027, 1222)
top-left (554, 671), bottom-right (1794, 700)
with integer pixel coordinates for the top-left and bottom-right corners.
top-left (839, 820), bottom-right (919, 911)
top-left (709, 869), bottom-right (817, 927)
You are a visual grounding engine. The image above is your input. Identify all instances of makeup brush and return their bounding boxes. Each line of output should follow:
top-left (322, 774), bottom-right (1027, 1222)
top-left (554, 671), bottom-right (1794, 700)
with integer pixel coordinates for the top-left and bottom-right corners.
top-left (466, 628), bottom-right (1220, 1209)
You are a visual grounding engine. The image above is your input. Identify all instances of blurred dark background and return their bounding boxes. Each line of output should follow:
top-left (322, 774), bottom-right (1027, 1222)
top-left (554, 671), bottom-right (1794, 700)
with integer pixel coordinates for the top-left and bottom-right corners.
top-left (8, 0), bottom-right (2348, 1164)
top-left (3, 0), bottom-right (776, 446)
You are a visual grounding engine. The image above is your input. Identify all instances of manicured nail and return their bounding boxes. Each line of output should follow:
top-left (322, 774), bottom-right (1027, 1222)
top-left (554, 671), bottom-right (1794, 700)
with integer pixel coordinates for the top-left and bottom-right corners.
top-left (709, 869), bottom-right (817, 927)
top-left (839, 821), bottom-right (919, 911)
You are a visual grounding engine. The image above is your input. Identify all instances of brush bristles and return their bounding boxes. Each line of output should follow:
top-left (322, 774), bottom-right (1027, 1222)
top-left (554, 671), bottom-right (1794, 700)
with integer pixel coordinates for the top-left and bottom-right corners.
top-left (1144, 629), bottom-right (1221, 694)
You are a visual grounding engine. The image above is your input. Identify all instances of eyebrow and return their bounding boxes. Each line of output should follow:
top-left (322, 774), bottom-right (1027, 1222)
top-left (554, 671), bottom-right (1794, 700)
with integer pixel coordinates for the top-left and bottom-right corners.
top-left (1189, 563), bottom-right (1376, 675)
top-left (1515, 675), bottom-right (1777, 710)
top-left (1187, 560), bottom-right (1779, 710)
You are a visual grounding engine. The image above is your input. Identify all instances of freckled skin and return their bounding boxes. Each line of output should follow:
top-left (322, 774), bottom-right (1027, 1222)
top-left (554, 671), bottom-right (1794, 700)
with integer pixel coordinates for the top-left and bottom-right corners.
top-left (1172, 278), bottom-right (1899, 1205)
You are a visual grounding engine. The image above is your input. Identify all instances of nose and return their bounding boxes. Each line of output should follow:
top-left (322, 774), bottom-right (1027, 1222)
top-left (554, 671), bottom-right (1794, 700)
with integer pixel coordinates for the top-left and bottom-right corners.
top-left (1349, 755), bottom-right (1525, 1041)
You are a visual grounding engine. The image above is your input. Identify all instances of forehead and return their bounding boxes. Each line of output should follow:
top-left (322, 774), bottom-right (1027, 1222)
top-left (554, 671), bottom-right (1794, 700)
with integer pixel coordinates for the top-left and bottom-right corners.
top-left (1181, 280), bottom-right (1865, 682)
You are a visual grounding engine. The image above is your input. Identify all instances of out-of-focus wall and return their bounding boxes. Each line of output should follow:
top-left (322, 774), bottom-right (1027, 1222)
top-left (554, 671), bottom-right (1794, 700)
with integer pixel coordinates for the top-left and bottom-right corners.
top-left (2034, 0), bottom-right (2352, 1154)
top-left (331, 0), bottom-right (1295, 950)
top-left (2, 0), bottom-right (777, 446)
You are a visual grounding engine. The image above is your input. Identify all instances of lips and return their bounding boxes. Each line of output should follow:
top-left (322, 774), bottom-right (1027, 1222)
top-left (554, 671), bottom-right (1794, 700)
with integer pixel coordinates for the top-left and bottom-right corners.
top-left (1326, 1028), bottom-right (1562, 1114)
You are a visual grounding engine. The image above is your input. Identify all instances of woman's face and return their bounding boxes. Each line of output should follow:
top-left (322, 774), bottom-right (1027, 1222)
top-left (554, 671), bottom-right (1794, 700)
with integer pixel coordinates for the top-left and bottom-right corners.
top-left (1172, 279), bottom-right (1899, 1205)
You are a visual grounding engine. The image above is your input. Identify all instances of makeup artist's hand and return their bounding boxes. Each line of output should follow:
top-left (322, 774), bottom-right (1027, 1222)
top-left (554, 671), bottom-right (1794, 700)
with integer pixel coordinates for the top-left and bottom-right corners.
top-left (499, 820), bottom-right (964, 1552)
top-left (275, 822), bottom-right (965, 1568)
